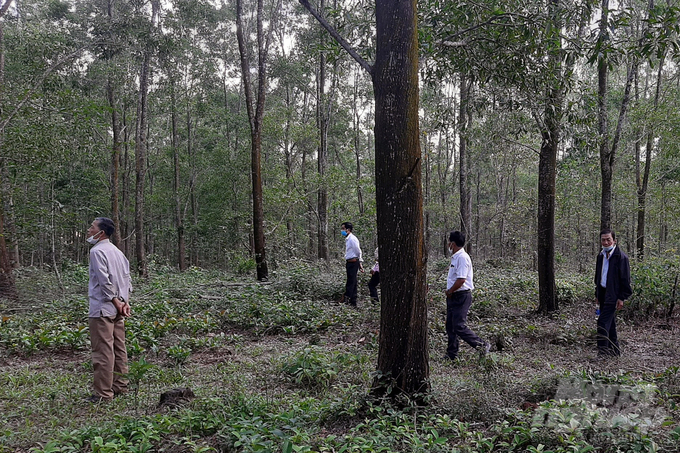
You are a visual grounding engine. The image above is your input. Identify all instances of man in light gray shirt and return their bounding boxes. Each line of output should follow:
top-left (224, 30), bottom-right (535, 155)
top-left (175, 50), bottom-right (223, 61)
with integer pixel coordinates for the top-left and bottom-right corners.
top-left (86, 217), bottom-right (132, 402)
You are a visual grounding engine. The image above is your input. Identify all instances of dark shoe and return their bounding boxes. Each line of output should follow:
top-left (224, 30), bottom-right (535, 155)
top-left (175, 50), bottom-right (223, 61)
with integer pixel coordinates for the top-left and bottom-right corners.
top-left (85, 394), bottom-right (111, 404)
top-left (442, 354), bottom-right (457, 362)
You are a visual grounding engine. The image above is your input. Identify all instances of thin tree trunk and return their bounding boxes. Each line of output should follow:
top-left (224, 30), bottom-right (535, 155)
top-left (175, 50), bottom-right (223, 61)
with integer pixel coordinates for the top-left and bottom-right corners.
top-left (0, 19), bottom-right (16, 299)
top-left (317, 0), bottom-right (329, 260)
top-left (459, 73), bottom-right (472, 257)
top-left (171, 80), bottom-right (186, 271)
top-left (106, 0), bottom-right (122, 247)
top-left (135, 48), bottom-right (150, 278)
top-left (236, 0), bottom-right (279, 280)
top-left (636, 56), bottom-right (664, 260)
top-left (599, 0), bottom-right (644, 231)
top-left (107, 79), bottom-right (122, 247)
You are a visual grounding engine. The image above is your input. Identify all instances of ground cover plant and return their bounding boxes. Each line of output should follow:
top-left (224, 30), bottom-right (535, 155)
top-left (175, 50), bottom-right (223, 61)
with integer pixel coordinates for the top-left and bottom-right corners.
top-left (1, 260), bottom-right (679, 452)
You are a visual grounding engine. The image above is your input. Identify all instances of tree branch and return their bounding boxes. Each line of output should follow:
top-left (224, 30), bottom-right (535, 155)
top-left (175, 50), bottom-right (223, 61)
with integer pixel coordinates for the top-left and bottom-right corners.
top-left (0, 47), bottom-right (85, 136)
top-left (298, 0), bottom-right (373, 75)
top-left (0, 0), bottom-right (13, 19)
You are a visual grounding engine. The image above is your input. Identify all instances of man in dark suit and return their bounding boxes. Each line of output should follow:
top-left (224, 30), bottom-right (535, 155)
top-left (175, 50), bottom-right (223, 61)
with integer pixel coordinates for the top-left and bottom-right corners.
top-left (595, 228), bottom-right (632, 357)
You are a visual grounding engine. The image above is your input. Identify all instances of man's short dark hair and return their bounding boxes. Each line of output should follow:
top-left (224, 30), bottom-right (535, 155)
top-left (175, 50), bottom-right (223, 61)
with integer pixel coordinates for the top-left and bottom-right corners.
top-left (600, 228), bottom-right (616, 241)
top-left (341, 222), bottom-right (353, 232)
top-left (95, 217), bottom-right (115, 237)
top-left (449, 230), bottom-right (465, 247)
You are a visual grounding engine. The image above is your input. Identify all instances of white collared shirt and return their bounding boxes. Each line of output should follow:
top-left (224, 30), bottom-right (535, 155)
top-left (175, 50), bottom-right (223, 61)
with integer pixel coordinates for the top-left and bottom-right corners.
top-left (600, 245), bottom-right (616, 288)
top-left (344, 233), bottom-right (363, 262)
top-left (447, 248), bottom-right (474, 292)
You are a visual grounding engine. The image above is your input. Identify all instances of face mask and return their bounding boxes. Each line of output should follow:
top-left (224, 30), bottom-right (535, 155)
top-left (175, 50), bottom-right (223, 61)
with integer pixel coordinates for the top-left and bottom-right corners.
top-left (341, 230), bottom-right (348, 237)
top-left (87, 231), bottom-right (102, 245)
top-left (602, 245), bottom-right (614, 252)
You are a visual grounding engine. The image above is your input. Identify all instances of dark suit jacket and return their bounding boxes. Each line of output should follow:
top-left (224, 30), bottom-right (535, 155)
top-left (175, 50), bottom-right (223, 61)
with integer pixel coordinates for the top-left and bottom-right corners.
top-left (595, 246), bottom-right (633, 305)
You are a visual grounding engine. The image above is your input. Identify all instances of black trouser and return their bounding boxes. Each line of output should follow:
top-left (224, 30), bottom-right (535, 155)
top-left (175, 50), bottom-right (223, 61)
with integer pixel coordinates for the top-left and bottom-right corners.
top-left (368, 272), bottom-right (380, 302)
top-left (345, 260), bottom-right (360, 306)
top-left (597, 286), bottom-right (620, 356)
top-left (446, 290), bottom-right (484, 359)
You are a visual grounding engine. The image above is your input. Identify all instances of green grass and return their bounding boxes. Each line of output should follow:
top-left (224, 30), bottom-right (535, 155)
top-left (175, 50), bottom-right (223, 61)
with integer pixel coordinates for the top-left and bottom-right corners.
top-left (1, 261), bottom-right (679, 452)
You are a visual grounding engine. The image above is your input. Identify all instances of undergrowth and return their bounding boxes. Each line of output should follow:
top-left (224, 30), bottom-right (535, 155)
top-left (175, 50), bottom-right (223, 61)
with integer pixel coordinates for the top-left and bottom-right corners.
top-left (0, 260), bottom-right (678, 452)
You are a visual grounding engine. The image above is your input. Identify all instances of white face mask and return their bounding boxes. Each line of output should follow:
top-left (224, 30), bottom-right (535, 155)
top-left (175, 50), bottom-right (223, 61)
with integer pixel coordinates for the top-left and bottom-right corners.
top-left (86, 231), bottom-right (103, 245)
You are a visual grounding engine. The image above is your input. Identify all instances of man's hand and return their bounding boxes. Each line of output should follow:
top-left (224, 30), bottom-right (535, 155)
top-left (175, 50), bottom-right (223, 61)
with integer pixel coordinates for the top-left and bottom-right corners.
top-left (113, 298), bottom-right (131, 317)
top-left (359, 264), bottom-right (364, 273)
top-left (616, 299), bottom-right (624, 310)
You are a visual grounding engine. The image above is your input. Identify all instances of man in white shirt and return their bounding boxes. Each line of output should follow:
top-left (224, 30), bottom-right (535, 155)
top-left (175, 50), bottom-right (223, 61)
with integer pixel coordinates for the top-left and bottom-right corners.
top-left (86, 217), bottom-right (132, 402)
top-left (341, 222), bottom-right (363, 307)
top-left (444, 231), bottom-right (489, 361)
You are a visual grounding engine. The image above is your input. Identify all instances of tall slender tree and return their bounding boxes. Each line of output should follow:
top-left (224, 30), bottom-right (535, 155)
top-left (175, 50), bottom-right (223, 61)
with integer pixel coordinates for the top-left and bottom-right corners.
top-left (236, 0), bottom-right (280, 281)
top-left (0, 0), bottom-right (16, 299)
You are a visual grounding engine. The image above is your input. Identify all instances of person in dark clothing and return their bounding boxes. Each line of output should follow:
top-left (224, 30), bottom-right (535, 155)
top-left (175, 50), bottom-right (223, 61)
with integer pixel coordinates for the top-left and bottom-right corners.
top-left (367, 248), bottom-right (380, 304)
top-left (594, 228), bottom-right (632, 357)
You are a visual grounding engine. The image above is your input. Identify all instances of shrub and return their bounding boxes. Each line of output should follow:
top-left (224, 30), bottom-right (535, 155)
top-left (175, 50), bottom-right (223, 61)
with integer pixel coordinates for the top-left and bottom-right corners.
top-left (629, 256), bottom-right (680, 318)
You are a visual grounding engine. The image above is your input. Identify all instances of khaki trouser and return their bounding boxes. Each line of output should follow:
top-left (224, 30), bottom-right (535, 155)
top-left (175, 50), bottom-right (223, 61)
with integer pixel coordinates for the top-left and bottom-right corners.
top-left (89, 315), bottom-right (129, 399)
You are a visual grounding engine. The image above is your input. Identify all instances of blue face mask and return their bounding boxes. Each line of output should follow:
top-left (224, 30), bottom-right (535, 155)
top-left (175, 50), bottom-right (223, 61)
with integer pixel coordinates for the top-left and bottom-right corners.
top-left (602, 245), bottom-right (614, 252)
top-left (341, 230), bottom-right (348, 237)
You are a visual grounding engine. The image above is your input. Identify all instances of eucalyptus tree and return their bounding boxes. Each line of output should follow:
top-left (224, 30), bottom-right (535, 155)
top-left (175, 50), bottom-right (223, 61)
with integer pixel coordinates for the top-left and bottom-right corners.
top-left (236, 0), bottom-right (283, 281)
top-left (0, 0), bottom-right (16, 299)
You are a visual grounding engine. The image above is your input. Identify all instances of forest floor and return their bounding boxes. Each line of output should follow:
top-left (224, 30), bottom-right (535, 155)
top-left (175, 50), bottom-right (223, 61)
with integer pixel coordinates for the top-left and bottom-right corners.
top-left (1, 261), bottom-right (679, 452)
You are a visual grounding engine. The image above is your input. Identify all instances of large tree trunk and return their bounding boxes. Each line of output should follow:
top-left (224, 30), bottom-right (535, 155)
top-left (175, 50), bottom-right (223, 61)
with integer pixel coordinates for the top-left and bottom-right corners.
top-left (372, 0), bottom-right (429, 397)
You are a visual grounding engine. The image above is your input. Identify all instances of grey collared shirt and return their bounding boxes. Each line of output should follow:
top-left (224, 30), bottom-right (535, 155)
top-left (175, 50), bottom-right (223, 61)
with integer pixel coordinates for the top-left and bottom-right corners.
top-left (88, 239), bottom-right (132, 318)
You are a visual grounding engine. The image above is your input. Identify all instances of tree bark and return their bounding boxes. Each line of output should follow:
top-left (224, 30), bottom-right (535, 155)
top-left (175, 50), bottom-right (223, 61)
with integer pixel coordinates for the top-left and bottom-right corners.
top-left (598, 0), bottom-right (639, 231)
top-left (107, 79), bottom-right (123, 247)
top-left (459, 73), bottom-right (472, 256)
top-left (0, 18), bottom-right (16, 299)
top-left (236, 0), bottom-right (278, 281)
top-left (171, 79), bottom-right (186, 271)
top-left (135, 48), bottom-right (150, 278)
top-left (636, 56), bottom-right (663, 260)
top-left (372, 0), bottom-right (429, 397)
top-left (317, 0), bottom-right (329, 261)
top-left (106, 0), bottom-right (122, 248)
top-left (536, 0), bottom-right (562, 315)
